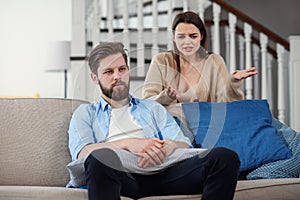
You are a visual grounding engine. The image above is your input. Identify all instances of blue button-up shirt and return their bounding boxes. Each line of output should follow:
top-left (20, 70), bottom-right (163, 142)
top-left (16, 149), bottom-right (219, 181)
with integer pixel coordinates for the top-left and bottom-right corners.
top-left (68, 96), bottom-right (191, 161)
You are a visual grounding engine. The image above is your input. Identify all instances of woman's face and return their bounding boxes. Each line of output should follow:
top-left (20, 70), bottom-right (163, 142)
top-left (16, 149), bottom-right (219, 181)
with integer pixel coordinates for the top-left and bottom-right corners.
top-left (174, 23), bottom-right (202, 58)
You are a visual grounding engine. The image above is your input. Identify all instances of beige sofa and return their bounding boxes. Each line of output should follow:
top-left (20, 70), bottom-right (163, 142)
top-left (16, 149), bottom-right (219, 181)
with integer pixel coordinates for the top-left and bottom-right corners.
top-left (0, 98), bottom-right (299, 200)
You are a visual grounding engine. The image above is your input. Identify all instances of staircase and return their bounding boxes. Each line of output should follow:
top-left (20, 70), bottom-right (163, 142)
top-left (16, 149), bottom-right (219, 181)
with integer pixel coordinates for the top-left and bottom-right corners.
top-left (70, 0), bottom-right (300, 129)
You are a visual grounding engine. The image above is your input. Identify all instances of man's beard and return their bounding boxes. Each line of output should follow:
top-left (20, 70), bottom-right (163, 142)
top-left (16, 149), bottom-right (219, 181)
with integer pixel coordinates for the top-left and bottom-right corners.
top-left (99, 80), bottom-right (130, 101)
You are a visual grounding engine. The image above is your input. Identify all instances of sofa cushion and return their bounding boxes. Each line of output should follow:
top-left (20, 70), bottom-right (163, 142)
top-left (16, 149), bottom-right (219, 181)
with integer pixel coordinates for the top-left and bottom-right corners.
top-left (0, 186), bottom-right (88, 200)
top-left (0, 186), bottom-right (134, 200)
top-left (182, 100), bottom-right (292, 171)
top-left (138, 178), bottom-right (300, 200)
top-left (0, 98), bottom-right (88, 186)
top-left (247, 118), bottom-right (300, 179)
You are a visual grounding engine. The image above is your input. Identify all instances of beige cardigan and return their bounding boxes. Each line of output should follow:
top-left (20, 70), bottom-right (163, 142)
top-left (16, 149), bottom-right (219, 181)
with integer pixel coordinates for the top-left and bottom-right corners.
top-left (142, 52), bottom-right (244, 106)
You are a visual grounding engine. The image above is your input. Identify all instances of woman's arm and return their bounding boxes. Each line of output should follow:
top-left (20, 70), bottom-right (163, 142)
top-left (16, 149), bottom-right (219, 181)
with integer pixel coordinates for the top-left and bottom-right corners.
top-left (142, 54), bottom-right (177, 106)
top-left (211, 54), bottom-right (244, 102)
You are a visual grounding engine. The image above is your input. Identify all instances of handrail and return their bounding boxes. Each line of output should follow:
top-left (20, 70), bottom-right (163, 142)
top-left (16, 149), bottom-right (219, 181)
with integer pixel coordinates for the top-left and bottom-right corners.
top-left (210, 0), bottom-right (289, 51)
top-left (205, 19), bottom-right (277, 58)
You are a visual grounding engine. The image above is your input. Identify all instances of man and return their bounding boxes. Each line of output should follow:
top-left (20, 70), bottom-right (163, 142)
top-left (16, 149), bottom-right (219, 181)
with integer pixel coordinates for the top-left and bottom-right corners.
top-left (68, 42), bottom-right (240, 200)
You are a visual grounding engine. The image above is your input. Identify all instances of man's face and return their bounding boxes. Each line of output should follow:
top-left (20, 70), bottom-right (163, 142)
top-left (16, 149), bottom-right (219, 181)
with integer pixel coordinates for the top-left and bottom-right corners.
top-left (92, 53), bottom-right (130, 101)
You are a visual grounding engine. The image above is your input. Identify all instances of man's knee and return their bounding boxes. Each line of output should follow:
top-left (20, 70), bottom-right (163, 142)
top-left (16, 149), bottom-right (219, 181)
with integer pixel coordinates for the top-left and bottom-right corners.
top-left (84, 148), bottom-right (124, 172)
top-left (207, 147), bottom-right (240, 169)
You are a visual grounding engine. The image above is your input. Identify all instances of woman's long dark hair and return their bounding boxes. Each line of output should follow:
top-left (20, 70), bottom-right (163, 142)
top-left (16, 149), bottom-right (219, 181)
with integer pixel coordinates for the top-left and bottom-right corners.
top-left (171, 11), bottom-right (209, 72)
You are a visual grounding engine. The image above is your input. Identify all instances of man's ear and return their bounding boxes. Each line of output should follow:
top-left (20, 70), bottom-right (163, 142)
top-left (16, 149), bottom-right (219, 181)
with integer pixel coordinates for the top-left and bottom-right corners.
top-left (91, 73), bottom-right (99, 85)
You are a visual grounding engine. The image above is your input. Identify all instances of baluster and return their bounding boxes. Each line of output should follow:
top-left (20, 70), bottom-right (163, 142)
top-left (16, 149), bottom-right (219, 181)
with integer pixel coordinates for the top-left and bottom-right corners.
top-left (228, 13), bottom-right (237, 73)
top-left (260, 33), bottom-right (268, 99)
top-left (98, 1), bottom-right (103, 42)
top-left (210, 25), bottom-right (214, 52)
top-left (198, 0), bottom-right (205, 20)
top-left (224, 26), bottom-right (230, 69)
top-left (197, 0), bottom-right (211, 20)
top-left (244, 23), bottom-right (253, 99)
top-left (137, 0), bottom-right (145, 77)
top-left (253, 44), bottom-right (260, 99)
top-left (167, 0), bottom-right (173, 50)
top-left (99, 0), bottom-right (107, 30)
top-left (238, 35), bottom-right (245, 71)
top-left (92, 0), bottom-right (100, 47)
top-left (85, 6), bottom-right (92, 44)
top-left (276, 44), bottom-right (286, 123)
top-left (266, 54), bottom-right (273, 112)
top-left (289, 36), bottom-right (300, 130)
top-left (212, 3), bottom-right (221, 55)
top-left (238, 35), bottom-right (245, 92)
top-left (152, 0), bottom-right (159, 56)
top-left (107, 0), bottom-right (114, 41)
top-left (183, 0), bottom-right (189, 12)
top-left (71, 0), bottom-right (87, 100)
top-left (123, 0), bottom-right (130, 65)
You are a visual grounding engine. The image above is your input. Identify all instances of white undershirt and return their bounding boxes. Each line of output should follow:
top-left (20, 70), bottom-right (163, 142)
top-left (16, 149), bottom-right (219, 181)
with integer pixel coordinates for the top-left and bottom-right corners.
top-left (107, 104), bottom-right (145, 142)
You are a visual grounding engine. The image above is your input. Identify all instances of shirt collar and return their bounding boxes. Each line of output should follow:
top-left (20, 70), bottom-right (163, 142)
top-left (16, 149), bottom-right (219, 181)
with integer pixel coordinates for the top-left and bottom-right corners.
top-left (95, 95), bottom-right (140, 114)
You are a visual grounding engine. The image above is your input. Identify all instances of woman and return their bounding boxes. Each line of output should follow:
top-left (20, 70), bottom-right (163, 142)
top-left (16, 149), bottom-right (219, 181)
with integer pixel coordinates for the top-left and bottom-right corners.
top-left (142, 12), bottom-right (297, 182)
top-left (142, 11), bottom-right (257, 106)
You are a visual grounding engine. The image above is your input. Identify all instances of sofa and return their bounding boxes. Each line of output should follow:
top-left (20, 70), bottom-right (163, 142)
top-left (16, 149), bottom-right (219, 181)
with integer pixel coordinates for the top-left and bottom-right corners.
top-left (0, 98), bottom-right (299, 200)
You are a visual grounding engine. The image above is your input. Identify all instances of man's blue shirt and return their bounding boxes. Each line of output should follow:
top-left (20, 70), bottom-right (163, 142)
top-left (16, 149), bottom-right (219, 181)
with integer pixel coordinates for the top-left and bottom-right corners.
top-left (68, 96), bottom-right (191, 161)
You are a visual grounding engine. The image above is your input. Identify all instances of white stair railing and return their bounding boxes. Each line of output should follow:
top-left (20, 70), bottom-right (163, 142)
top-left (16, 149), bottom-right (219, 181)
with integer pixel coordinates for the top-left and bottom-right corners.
top-left (137, 0), bottom-right (145, 77)
top-left (276, 44), bottom-right (287, 123)
top-left (182, 0), bottom-right (188, 12)
top-left (259, 33), bottom-right (268, 100)
top-left (289, 36), bottom-right (300, 131)
top-left (198, 0), bottom-right (211, 20)
top-left (166, 0), bottom-right (173, 50)
top-left (252, 44), bottom-right (260, 100)
top-left (91, 0), bottom-right (99, 48)
top-left (151, 0), bottom-right (159, 56)
top-left (107, 0), bottom-right (114, 41)
top-left (244, 23), bottom-right (253, 99)
top-left (123, 0), bottom-right (130, 65)
top-left (73, 0), bottom-right (296, 127)
top-left (266, 53), bottom-right (273, 112)
top-left (228, 12), bottom-right (237, 73)
top-left (212, 3), bottom-right (221, 54)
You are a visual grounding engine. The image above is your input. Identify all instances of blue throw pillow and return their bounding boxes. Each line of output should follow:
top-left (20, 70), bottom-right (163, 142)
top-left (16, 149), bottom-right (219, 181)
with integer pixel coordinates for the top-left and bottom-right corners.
top-left (246, 118), bottom-right (300, 179)
top-left (182, 100), bottom-right (292, 171)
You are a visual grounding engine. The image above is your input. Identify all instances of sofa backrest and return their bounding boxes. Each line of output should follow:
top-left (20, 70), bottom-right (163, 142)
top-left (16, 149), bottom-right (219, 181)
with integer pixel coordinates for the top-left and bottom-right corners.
top-left (0, 98), bottom-right (88, 187)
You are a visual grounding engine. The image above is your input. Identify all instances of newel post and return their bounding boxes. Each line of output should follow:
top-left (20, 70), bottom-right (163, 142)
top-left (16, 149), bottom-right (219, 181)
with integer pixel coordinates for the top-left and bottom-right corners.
top-left (289, 36), bottom-right (300, 131)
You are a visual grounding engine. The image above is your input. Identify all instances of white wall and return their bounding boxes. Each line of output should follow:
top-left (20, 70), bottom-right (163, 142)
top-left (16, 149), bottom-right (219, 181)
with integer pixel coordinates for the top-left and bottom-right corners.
top-left (0, 0), bottom-right (71, 98)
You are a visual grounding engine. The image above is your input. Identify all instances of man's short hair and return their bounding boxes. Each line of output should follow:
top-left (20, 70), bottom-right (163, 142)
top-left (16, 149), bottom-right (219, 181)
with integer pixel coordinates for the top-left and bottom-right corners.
top-left (87, 42), bottom-right (128, 75)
